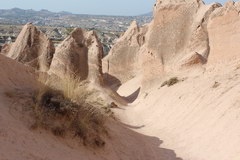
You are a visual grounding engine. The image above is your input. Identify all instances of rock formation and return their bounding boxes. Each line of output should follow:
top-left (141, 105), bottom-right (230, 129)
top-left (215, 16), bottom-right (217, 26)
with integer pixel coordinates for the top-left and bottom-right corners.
top-left (2, 1), bottom-right (240, 160)
top-left (1, 24), bottom-right (104, 84)
top-left (207, 1), bottom-right (240, 64)
top-left (107, 1), bottom-right (240, 160)
top-left (2, 23), bottom-right (55, 72)
top-left (102, 21), bottom-right (147, 84)
top-left (49, 28), bottom-right (103, 84)
top-left (0, 43), bottom-right (12, 56)
top-left (103, 0), bottom-right (221, 87)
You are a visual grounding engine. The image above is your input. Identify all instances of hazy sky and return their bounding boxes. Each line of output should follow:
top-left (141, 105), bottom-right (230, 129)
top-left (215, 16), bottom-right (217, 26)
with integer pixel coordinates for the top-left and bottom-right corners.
top-left (2, 0), bottom-right (227, 16)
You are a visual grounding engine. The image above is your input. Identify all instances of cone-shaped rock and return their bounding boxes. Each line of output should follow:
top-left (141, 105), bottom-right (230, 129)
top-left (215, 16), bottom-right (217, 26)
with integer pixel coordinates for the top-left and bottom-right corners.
top-left (102, 21), bottom-right (147, 84)
top-left (49, 28), bottom-right (103, 84)
top-left (4, 23), bottom-right (55, 72)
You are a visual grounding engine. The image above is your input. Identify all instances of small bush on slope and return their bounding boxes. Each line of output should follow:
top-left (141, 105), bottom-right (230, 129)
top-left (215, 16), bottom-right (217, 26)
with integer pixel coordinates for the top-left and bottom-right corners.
top-left (212, 81), bottom-right (220, 88)
top-left (161, 77), bottom-right (180, 87)
top-left (30, 74), bottom-right (111, 147)
top-left (4, 73), bottom-right (114, 147)
top-left (32, 87), bottom-right (106, 147)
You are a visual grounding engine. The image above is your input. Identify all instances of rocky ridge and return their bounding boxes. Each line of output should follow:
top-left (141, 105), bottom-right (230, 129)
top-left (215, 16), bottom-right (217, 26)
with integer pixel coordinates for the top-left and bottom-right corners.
top-left (103, 0), bottom-right (228, 87)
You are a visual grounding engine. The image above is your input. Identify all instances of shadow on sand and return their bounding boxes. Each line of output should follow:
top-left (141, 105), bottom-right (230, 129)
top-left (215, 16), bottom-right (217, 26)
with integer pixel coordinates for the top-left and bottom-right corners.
top-left (103, 73), bottom-right (122, 91)
top-left (123, 87), bottom-right (141, 103)
top-left (103, 73), bottom-right (141, 104)
top-left (103, 73), bottom-right (183, 159)
top-left (107, 120), bottom-right (184, 160)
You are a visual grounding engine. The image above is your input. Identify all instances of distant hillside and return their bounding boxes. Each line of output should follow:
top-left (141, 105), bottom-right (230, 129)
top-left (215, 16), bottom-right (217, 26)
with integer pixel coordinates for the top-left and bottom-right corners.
top-left (0, 8), bottom-right (152, 31)
top-left (139, 12), bottom-right (153, 17)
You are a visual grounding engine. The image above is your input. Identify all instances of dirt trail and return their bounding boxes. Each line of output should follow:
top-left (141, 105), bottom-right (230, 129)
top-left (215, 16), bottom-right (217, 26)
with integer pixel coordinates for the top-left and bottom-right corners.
top-left (115, 60), bottom-right (240, 160)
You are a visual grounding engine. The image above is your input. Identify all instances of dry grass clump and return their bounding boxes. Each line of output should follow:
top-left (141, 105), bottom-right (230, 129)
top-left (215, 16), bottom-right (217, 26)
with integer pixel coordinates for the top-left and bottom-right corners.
top-left (4, 73), bottom-right (112, 147)
top-left (31, 85), bottom-right (107, 147)
top-left (161, 77), bottom-right (180, 87)
top-left (58, 75), bottom-right (81, 101)
top-left (30, 74), bottom-right (109, 147)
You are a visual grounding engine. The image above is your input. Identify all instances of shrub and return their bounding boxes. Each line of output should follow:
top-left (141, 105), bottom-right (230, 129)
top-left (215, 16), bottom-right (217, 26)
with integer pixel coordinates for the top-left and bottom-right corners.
top-left (52, 126), bottom-right (66, 137)
top-left (161, 77), bottom-right (179, 87)
top-left (30, 73), bottom-right (109, 147)
top-left (32, 87), bottom-right (107, 147)
top-left (212, 81), bottom-right (220, 88)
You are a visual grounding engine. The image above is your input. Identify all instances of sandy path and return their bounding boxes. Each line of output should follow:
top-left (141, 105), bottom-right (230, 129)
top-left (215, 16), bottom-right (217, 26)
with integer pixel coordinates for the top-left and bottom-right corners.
top-left (115, 60), bottom-right (240, 160)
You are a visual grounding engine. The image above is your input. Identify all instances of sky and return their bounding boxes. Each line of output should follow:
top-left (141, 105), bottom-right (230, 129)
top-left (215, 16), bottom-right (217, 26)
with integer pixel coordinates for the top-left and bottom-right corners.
top-left (1, 0), bottom-right (227, 16)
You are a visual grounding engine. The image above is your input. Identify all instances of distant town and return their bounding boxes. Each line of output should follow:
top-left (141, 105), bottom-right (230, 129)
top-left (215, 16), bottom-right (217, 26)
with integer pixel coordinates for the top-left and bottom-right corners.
top-left (0, 8), bottom-right (152, 55)
top-left (0, 8), bottom-right (152, 31)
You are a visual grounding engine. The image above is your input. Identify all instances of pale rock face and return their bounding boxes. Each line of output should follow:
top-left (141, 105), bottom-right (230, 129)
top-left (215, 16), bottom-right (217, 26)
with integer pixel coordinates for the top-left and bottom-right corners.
top-left (102, 21), bottom-right (147, 84)
top-left (180, 52), bottom-right (206, 67)
top-left (103, 0), bottom-right (220, 88)
top-left (49, 28), bottom-right (103, 84)
top-left (0, 43), bottom-right (12, 56)
top-left (3, 23), bottom-right (55, 72)
top-left (207, 1), bottom-right (240, 64)
top-left (147, 0), bottom-right (219, 66)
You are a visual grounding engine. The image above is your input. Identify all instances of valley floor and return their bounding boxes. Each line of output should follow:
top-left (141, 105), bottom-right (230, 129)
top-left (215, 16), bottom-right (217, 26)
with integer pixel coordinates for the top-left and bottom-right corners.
top-left (1, 54), bottom-right (240, 160)
top-left (115, 59), bottom-right (240, 160)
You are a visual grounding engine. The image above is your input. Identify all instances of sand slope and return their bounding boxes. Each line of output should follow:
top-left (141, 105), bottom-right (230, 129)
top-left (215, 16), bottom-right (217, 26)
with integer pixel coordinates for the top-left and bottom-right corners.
top-left (116, 59), bottom-right (240, 160)
top-left (0, 53), bottom-right (184, 160)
